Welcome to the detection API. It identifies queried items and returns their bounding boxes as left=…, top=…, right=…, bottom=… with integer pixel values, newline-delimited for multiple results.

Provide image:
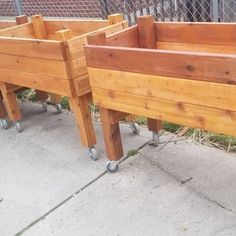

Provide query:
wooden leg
left=69, top=94, right=96, bottom=148
left=148, top=118, right=162, bottom=146
left=1, top=90, right=21, bottom=122
left=0, top=93, right=6, bottom=119
left=147, top=118, right=162, bottom=132
left=49, top=94, right=62, bottom=104
left=36, top=90, right=48, bottom=102
left=100, top=108, right=124, bottom=161
left=126, top=114, right=138, bottom=122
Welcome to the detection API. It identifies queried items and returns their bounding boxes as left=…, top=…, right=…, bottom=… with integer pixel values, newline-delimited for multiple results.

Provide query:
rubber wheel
left=56, top=104, right=63, bottom=113
left=106, top=162, right=119, bottom=173
left=130, top=123, right=140, bottom=135
left=14, top=121, right=23, bottom=133
left=0, top=119, right=9, bottom=129
left=89, top=147, right=98, bottom=161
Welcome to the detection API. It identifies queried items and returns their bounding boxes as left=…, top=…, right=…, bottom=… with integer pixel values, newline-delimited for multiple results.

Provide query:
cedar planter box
left=85, top=15, right=236, bottom=172
left=0, top=14, right=127, bottom=158
left=0, top=16, right=24, bottom=129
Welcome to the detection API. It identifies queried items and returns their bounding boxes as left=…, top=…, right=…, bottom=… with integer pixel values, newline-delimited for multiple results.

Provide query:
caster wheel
left=89, top=147, right=97, bottom=161
left=0, top=119, right=9, bottom=129
left=106, top=162, right=119, bottom=173
left=42, top=102, right=47, bottom=112
left=14, top=121, right=23, bottom=133
left=153, top=132, right=159, bottom=146
left=56, top=103, right=63, bottom=113
left=130, top=122, right=140, bottom=135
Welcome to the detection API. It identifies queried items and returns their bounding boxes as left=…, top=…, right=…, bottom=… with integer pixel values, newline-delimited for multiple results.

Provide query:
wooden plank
left=156, top=42, right=236, bottom=54
left=4, top=84, right=22, bottom=93
left=137, top=15, right=162, bottom=130
left=70, top=56, right=88, bottom=79
left=91, top=87, right=236, bottom=137
left=0, top=83, right=21, bottom=121
left=45, top=20, right=109, bottom=36
left=147, top=119, right=163, bottom=132
left=88, top=68, right=236, bottom=112
left=0, top=23, right=35, bottom=38
left=137, top=16, right=156, bottom=49
left=106, top=26, right=139, bottom=47
left=0, top=21, right=16, bottom=29
left=54, top=29, right=74, bottom=41
left=0, top=54, right=68, bottom=78
left=0, top=68, right=72, bottom=96
left=75, top=75, right=91, bottom=96
left=99, top=108, right=124, bottom=161
left=108, top=14, right=124, bottom=24
left=155, top=22, right=236, bottom=45
left=67, top=21, right=128, bottom=59
left=85, top=46, right=236, bottom=84
left=0, top=37, right=66, bottom=60
left=69, top=93, right=96, bottom=147
left=0, top=95, right=6, bottom=118
left=87, top=32, right=106, bottom=45
left=16, top=15, right=28, bottom=25
left=31, top=15, right=47, bottom=39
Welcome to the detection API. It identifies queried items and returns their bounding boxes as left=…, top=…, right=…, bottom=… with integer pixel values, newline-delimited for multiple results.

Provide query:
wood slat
left=70, top=56, right=87, bottom=79
left=0, top=37, right=66, bottom=60
left=67, top=21, right=128, bottom=59
left=0, top=23, right=35, bottom=38
left=0, top=68, right=72, bottom=96
left=156, top=42, right=236, bottom=54
left=0, top=21, right=16, bottom=29
left=31, top=15, right=47, bottom=39
left=88, top=67, right=236, bottom=112
left=106, top=26, right=139, bottom=47
left=0, top=54, right=68, bottom=79
left=85, top=46, right=236, bottom=84
left=75, top=75, right=91, bottom=96
left=92, top=87, right=236, bottom=137
left=45, top=20, right=109, bottom=36
left=155, top=22, right=236, bottom=45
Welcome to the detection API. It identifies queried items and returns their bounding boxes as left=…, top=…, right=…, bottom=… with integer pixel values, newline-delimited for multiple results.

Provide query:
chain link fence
left=1, top=0, right=236, bottom=23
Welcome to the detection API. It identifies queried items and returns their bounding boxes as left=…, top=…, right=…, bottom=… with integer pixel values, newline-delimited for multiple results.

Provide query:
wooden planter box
left=0, top=14, right=127, bottom=155
left=85, top=15, right=236, bottom=170
left=0, top=16, right=27, bottom=128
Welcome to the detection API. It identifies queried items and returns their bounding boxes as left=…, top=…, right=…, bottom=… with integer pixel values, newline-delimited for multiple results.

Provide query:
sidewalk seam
left=15, top=139, right=152, bottom=236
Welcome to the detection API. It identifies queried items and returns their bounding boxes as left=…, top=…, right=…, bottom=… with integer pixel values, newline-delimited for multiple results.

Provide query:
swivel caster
left=56, top=103, right=63, bottom=113
left=152, top=131, right=159, bottom=146
left=0, top=119, right=9, bottom=129
left=89, top=147, right=97, bottom=161
left=106, top=161, right=119, bottom=173
left=42, top=102, right=47, bottom=112
left=14, top=121, right=23, bottom=133
left=130, top=122, right=140, bottom=135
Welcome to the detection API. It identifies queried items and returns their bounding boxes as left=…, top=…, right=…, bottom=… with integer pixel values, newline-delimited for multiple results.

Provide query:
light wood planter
left=85, top=15, right=236, bottom=172
left=0, top=14, right=127, bottom=157
left=0, top=15, right=27, bottom=129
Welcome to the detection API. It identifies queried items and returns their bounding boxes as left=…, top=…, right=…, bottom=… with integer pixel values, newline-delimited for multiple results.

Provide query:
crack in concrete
left=140, top=153, right=236, bottom=215
left=15, top=140, right=152, bottom=236
left=14, top=136, right=207, bottom=236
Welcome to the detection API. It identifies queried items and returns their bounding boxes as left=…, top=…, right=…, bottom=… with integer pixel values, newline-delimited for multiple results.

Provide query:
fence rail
left=1, top=0, right=236, bottom=24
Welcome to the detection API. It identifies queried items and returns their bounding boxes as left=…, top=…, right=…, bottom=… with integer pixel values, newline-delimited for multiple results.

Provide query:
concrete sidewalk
left=1, top=102, right=236, bottom=236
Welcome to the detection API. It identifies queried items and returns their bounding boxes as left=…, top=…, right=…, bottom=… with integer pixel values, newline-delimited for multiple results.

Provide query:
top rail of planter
left=0, top=14, right=128, bottom=61
left=85, top=15, right=236, bottom=85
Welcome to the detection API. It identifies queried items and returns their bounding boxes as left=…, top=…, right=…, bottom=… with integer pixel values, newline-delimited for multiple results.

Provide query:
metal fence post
left=213, top=0, right=219, bottom=22
left=99, top=0, right=109, bottom=19
left=14, top=0, right=23, bottom=15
